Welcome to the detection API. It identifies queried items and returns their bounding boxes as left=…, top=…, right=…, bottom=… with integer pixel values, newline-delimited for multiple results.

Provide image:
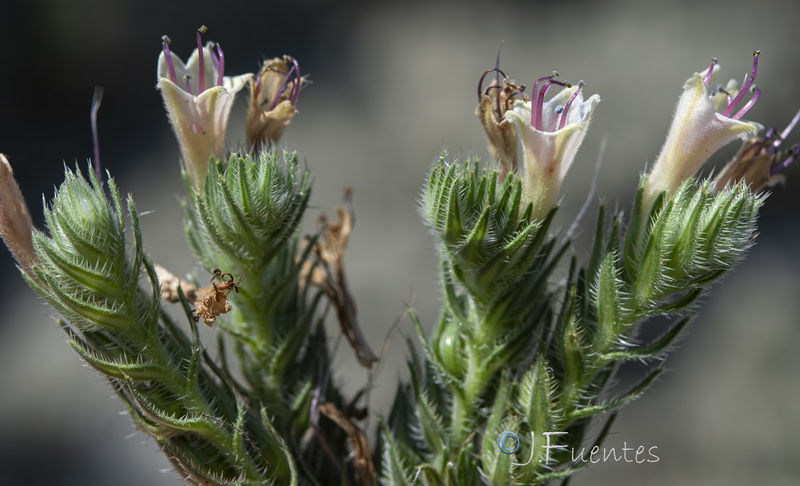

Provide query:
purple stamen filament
left=184, top=75, right=192, bottom=93
left=484, top=85, right=504, bottom=118
left=161, top=35, right=178, bottom=84
left=530, top=72, right=557, bottom=131
left=719, top=50, right=760, bottom=118
left=704, top=57, right=718, bottom=86
left=288, top=56, right=302, bottom=104
left=549, top=106, right=564, bottom=131
left=732, top=86, right=760, bottom=120
left=477, top=67, right=509, bottom=119
left=214, top=43, right=225, bottom=87
left=196, top=26, right=208, bottom=94
left=90, top=86, right=103, bottom=182
left=267, top=57, right=303, bottom=111
left=534, top=77, right=569, bottom=130
left=494, top=43, right=503, bottom=86
left=558, top=81, right=584, bottom=130
left=268, top=66, right=294, bottom=111
left=477, top=68, right=507, bottom=102
left=776, top=108, right=800, bottom=148
left=772, top=144, right=800, bottom=175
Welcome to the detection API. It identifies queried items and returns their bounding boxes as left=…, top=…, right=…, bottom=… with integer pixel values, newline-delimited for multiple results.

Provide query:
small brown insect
left=193, top=269, right=241, bottom=327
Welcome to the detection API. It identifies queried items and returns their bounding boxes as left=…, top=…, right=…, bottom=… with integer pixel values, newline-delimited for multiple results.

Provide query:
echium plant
left=0, top=24, right=797, bottom=486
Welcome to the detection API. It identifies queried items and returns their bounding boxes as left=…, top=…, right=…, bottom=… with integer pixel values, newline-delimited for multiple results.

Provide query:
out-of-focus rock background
left=1, top=0, right=799, bottom=484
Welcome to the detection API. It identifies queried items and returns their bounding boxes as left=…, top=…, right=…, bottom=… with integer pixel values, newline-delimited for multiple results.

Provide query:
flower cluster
left=0, top=36, right=797, bottom=486
left=481, top=51, right=795, bottom=224
left=157, top=27, right=303, bottom=190
left=476, top=67, right=601, bottom=220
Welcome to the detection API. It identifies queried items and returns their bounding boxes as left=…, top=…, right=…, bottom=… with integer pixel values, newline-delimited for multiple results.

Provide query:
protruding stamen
left=772, top=144, right=800, bottom=175
left=731, top=86, right=760, bottom=120
left=268, top=61, right=296, bottom=111
left=477, top=68, right=507, bottom=102
left=184, top=74, right=192, bottom=93
left=535, top=77, right=569, bottom=130
left=90, top=86, right=104, bottom=183
left=549, top=105, right=564, bottom=131
left=484, top=85, right=504, bottom=118
left=720, top=50, right=760, bottom=118
left=161, top=35, right=178, bottom=84
left=530, top=72, right=558, bottom=130
left=704, top=57, right=719, bottom=86
left=559, top=80, right=585, bottom=130
left=776, top=108, right=800, bottom=148
left=741, top=137, right=768, bottom=159
left=288, top=56, right=302, bottom=104
left=494, top=41, right=504, bottom=86
left=215, top=42, right=225, bottom=87
left=196, top=26, right=208, bottom=93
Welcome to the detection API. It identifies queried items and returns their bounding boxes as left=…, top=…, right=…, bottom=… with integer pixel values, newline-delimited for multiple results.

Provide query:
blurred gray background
left=1, top=0, right=799, bottom=484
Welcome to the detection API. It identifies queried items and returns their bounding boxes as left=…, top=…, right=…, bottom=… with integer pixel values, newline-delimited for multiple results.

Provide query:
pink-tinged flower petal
left=644, top=71, right=759, bottom=209
left=505, top=85, right=600, bottom=220
left=158, top=79, right=234, bottom=189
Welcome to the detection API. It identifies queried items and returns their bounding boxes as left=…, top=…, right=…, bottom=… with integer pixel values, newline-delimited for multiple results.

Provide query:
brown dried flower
left=475, top=68, right=523, bottom=177
left=193, top=268, right=240, bottom=327
left=0, top=154, right=37, bottom=273
left=246, top=56, right=305, bottom=148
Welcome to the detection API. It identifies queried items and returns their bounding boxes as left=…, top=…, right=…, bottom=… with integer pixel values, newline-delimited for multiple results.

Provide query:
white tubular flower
left=505, top=73, right=600, bottom=220
left=644, top=52, right=763, bottom=211
left=157, top=27, right=252, bottom=190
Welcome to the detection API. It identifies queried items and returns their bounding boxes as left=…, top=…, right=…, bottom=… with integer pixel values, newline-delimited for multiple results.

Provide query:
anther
left=549, top=105, right=565, bottom=131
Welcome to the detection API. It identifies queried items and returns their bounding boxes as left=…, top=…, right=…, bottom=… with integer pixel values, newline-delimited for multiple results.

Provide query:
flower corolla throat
left=504, top=72, right=601, bottom=220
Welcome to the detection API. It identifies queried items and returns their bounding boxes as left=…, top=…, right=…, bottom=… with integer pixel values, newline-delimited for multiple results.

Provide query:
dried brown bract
left=318, top=402, right=375, bottom=486
left=154, top=263, right=198, bottom=303
left=193, top=269, right=241, bottom=327
left=300, top=189, right=379, bottom=368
